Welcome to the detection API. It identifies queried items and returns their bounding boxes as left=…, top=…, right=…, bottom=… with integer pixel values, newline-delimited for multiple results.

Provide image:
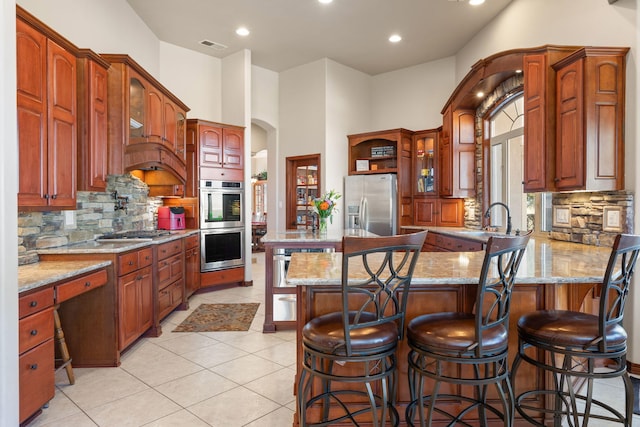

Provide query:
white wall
left=1, top=1, right=18, bottom=423
left=325, top=60, right=372, bottom=230
left=159, top=41, right=221, bottom=121
left=17, top=0, right=159, bottom=74
left=371, top=56, right=457, bottom=131
left=277, top=60, right=327, bottom=230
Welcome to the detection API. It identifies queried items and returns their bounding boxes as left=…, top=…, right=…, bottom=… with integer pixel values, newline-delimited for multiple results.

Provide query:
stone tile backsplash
left=18, top=174, right=162, bottom=265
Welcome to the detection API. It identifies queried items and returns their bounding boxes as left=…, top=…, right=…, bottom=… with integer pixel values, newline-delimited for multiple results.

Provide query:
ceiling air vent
left=199, top=40, right=228, bottom=50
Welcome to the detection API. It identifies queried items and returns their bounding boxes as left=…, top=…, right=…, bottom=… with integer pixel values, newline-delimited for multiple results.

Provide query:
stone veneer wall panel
left=18, top=174, right=162, bottom=265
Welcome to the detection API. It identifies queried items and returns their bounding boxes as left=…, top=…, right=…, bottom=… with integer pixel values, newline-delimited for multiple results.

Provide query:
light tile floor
left=25, top=252, right=640, bottom=426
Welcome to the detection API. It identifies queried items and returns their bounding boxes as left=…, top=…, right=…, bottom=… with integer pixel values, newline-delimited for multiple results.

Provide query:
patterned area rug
left=173, top=303, right=260, bottom=332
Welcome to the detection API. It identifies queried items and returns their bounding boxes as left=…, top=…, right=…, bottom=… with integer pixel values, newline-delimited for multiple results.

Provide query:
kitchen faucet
left=484, top=202, right=512, bottom=235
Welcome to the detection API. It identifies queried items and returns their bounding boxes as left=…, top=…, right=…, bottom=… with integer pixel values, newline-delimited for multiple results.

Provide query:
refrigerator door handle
left=359, top=197, right=368, bottom=232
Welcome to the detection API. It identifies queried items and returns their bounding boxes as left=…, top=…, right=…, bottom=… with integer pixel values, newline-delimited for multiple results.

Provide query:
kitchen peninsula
left=261, top=228, right=377, bottom=332
left=286, top=235, right=614, bottom=426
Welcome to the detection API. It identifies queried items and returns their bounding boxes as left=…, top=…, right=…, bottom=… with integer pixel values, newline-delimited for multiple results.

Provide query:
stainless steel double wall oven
left=199, top=180, right=244, bottom=272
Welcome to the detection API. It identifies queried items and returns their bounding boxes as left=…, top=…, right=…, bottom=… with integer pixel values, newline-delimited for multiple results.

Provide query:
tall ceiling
left=126, top=0, right=513, bottom=76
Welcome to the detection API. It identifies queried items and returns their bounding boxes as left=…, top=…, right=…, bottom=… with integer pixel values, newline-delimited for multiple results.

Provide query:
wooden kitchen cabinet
left=155, top=239, right=185, bottom=323
left=413, top=198, right=465, bottom=227
left=16, top=13, right=77, bottom=209
left=348, top=129, right=413, bottom=226
left=76, top=50, right=110, bottom=192
left=522, top=47, right=581, bottom=192
left=18, top=287, right=54, bottom=424
left=101, top=54, right=189, bottom=185
left=552, top=47, right=628, bottom=192
left=185, top=234, right=200, bottom=299
left=439, top=106, right=475, bottom=198
left=118, top=247, right=154, bottom=350
left=185, top=119, right=246, bottom=196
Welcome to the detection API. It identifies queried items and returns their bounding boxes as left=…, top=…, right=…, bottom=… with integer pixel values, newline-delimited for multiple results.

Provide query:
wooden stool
left=53, top=305, right=74, bottom=385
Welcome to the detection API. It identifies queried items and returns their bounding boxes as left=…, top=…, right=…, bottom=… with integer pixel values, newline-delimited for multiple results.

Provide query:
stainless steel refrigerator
left=344, top=174, right=397, bottom=236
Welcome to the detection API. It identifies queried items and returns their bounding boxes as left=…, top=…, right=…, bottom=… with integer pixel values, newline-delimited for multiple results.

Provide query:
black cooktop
left=98, top=230, right=171, bottom=240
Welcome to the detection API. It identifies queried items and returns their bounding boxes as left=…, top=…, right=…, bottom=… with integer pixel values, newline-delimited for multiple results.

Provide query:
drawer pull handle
left=129, top=261, right=134, bottom=266
left=85, top=281, right=91, bottom=287
left=30, top=329, right=38, bottom=336
left=137, top=275, right=143, bottom=281
left=29, top=301, right=38, bottom=308
left=30, top=364, right=38, bottom=370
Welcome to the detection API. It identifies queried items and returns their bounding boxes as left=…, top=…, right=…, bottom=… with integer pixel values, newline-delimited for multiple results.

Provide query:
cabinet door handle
left=51, top=194, right=57, bottom=199
left=29, top=301, right=38, bottom=308
left=30, top=364, right=38, bottom=370
left=137, top=275, right=143, bottom=281
left=554, top=178, right=560, bottom=182
left=43, top=194, right=49, bottom=199
left=30, top=329, right=38, bottom=336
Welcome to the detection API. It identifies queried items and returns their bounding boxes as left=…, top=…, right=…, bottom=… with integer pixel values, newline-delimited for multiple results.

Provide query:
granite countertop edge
left=36, top=229, right=200, bottom=255
left=19, top=260, right=112, bottom=294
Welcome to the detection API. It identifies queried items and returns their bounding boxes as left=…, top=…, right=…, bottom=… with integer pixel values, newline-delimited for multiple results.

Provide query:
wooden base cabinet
left=413, top=198, right=464, bottom=227
left=185, top=234, right=200, bottom=298
left=155, top=239, right=185, bottom=324
left=117, top=248, right=154, bottom=350
left=19, top=288, right=55, bottom=424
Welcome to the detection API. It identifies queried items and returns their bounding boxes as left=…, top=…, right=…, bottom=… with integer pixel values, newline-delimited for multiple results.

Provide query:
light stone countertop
left=286, top=235, right=613, bottom=286
left=22, top=230, right=200, bottom=293
left=36, top=229, right=200, bottom=255
left=19, top=260, right=112, bottom=294
left=262, top=228, right=379, bottom=244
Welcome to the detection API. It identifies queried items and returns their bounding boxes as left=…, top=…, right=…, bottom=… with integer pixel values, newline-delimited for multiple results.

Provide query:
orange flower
left=318, top=201, right=330, bottom=211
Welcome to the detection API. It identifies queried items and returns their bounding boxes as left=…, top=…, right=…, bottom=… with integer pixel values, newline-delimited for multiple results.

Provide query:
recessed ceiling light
left=469, top=0, right=485, bottom=5
left=389, top=34, right=402, bottom=43
left=318, top=0, right=333, bottom=4
left=476, top=91, right=485, bottom=98
left=515, top=69, right=523, bottom=74
left=236, top=27, right=250, bottom=36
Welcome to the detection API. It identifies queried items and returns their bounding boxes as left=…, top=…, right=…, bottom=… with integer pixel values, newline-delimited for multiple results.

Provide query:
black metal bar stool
left=405, top=233, right=531, bottom=427
left=297, top=231, right=426, bottom=426
left=511, top=233, right=640, bottom=426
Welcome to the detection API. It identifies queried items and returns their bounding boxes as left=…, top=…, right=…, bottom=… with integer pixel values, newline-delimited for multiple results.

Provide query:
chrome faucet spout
left=484, top=202, right=512, bottom=235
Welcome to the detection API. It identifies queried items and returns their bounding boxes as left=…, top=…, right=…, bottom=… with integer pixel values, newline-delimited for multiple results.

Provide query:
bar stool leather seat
left=297, top=231, right=426, bottom=427
left=511, top=233, right=640, bottom=427
left=405, top=233, right=531, bottom=427
left=303, top=312, right=398, bottom=355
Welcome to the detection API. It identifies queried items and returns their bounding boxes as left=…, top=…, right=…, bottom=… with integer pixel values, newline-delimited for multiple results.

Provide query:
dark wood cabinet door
left=200, top=124, right=223, bottom=167
left=16, top=19, right=48, bottom=207
left=439, top=107, right=453, bottom=196
left=555, top=58, right=584, bottom=190
left=78, top=58, right=108, bottom=191
left=146, top=86, right=164, bottom=142
left=452, top=109, right=476, bottom=197
left=118, top=271, right=140, bottom=350
left=523, top=53, right=549, bottom=192
left=223, top=127, right=244, bottom=170
left=438, top=198, right=465, bottom=227
left=163, top=98, right=177, bottom=152
left=47, top=39, right=77, bottom=208
left=413, top=199, right=437, bottom=226
left=139, top=267, right=154, bottom=333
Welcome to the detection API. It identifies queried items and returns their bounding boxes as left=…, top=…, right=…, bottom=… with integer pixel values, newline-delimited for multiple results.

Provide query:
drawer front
left=185, top=234, right=199, bottom=250
left=138, top=247, right=154, bottom=268
left=19, top=339, right=55, bottom=423
left=159, top=253, right=184, bottom=289
left=118, top=251, right=140, bottom=275
left=55, top=269, right=108, bottom=303
left=19, top=287, right=54, bottom=319
left=19, top=307, right=54, bottom=354
left=157, top=240, right=182, bottom=260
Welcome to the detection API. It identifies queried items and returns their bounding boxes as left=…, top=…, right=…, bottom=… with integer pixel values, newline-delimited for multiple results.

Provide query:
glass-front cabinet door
left=129, top=75, right=146, bottom=144
left=286, top=154, right=321, bottom=230
left=413, top=130, right=438, bottom=196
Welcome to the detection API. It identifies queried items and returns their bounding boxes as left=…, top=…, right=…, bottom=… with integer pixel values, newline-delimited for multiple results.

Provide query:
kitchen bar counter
left=261, top=228, right=377, bottom=332
left=287, top=235, right=612, bottom=426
